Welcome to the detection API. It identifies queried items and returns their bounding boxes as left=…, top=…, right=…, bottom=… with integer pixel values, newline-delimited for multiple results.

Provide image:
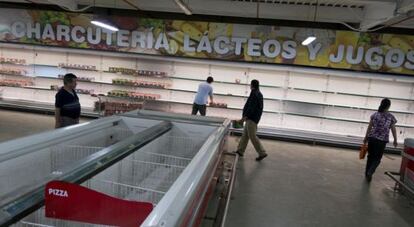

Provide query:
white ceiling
left=1, top=0, right=414, bottom=31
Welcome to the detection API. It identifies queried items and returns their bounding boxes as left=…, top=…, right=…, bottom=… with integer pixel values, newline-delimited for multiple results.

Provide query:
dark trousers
left=59, top=116, right=79, bottom=128
left=192, top=103, right=206, bottom=116
left=365, top=138, right=387, bottom=176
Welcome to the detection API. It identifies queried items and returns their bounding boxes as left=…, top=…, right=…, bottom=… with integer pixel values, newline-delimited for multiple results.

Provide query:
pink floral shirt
left=368, top=112, right=397, bottom=142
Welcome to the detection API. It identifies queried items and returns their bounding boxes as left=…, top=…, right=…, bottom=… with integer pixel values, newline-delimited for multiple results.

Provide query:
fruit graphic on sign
left=181, top=23, right=203, bottom=41
left=70, top=15, right=93, bottom=28
left=167, top=40, right=179, bottom=55
left=389, top=37, right=412, bottom=52
left=168, top=31, right=186, bottom=44
left=381, top=34, right=393, bottom=44
left=295, top=43, right=329, bottom=67
left=312, top=47, right=330, bottom=67
left=294, top=46, right=310, bottom=66
left=208, top=23, right=233, bottom=40
left=329, top=31, right=359, bottom=69
left=403, top=36, right=414, bottom=48
left=243, top=43, right=252, bottom=61
left=180, top=46, right=196, bottom=57
left=191, top=22, right=209, bottom=33
left=171, top=20, right=185, bottom=31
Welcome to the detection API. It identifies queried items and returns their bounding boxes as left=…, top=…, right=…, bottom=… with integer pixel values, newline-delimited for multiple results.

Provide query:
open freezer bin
left=0, top=110, right=233, bottom=227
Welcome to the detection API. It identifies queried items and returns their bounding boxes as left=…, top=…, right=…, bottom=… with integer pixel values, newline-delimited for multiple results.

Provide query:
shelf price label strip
left=45, top=181, right=153, bottom=227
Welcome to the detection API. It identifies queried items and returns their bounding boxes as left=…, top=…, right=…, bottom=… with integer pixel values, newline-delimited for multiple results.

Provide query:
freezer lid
left=141, top=119, right=231, bottom=227
left=123, top=109, right=228, bottom=126
left=0, top=121, right=172, bottom=226
left=1, top=109, right=231, bottom=226
left=0, top=115, right=120, bottom=160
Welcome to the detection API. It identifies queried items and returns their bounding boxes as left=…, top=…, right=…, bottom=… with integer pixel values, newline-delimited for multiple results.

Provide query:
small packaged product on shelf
left=108, top=90, right=129, bottom=97
left=75, top=88, right=94, bottom=95
left=210, top=102, right=228, bottom=108
left=0, top=57, right=26, bottom=65
left=78, top=77, right=94, bottom=82
left=108, top=67, right=167, bottom=78
left=58, top=63, right=97, bottom=71
left=58, top=75, right=94, bottom=82
left=94, top=100, right=144, bottom=116
left=0, top=79, right=33, bottom=87
left=0, top=68, right=27, bottom=76
left=112, top=78, right=169, bottom=89
left=137, top=70, right=167, bottom=78
left=50, top=85, right=60, bottom=90
left=107, top=90, right=160, bottom=100
left=108, top=67, right=137, bottom=75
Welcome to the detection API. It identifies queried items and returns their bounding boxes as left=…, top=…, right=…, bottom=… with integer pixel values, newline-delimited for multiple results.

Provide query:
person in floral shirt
left=363, top=98, right=398, bottom=182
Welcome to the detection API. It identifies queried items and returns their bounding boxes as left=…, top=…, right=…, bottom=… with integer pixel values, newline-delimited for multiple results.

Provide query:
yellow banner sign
left=0, top=9, right=413, bottom=75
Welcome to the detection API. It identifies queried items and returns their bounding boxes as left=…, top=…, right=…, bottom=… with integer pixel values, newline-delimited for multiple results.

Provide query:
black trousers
left=366, top=138, right=387, bottom=176
left=192, top=103, right=206, bottom=116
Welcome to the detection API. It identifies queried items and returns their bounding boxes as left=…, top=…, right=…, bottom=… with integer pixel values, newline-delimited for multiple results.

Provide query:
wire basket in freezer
left=92, top=135, right=203, bottom=203
left=133, top=135, right=206, bottom=160
left=17, top=207, right=112, bottom=227
left=0, top=125, right=134, bottom=207
left=16, top=135, right=206, bottom=227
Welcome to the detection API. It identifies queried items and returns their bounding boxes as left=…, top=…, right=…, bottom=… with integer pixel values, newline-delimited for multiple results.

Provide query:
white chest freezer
left=0, top=110, right=232, bottom=227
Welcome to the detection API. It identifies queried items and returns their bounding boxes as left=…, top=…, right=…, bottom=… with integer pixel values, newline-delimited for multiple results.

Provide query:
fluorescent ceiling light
left=91, top=20, right=119, bottom=32
left=302, top=36, right=316, bottom=46
left=174, top=0, right=192, bottom=15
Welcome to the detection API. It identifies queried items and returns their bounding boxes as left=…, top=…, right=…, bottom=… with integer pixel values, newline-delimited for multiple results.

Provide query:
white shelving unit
left=1, top=43, right=413, bottom=141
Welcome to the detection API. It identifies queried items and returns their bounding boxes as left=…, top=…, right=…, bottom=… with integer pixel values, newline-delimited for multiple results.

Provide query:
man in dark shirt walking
left=235, top=79, right=267, bottom=161
left=55, top=73, right=81, bottom=128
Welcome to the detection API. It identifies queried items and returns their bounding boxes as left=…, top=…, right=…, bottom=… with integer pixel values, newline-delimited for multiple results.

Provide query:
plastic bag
left=232, top=120, right=244, bottom=129
left=359, top=144, right=368, bottom=159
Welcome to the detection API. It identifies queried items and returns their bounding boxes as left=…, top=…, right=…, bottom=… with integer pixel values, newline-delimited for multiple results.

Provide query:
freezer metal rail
left=0, top=110, right=231, bottom=227
left=0, top=99, right=98, bottom=118
left=385, top=172, right=414, bottom=198
left=231, top=126, right=403, bottom=154
left=124, top=109, right=230, bottom=126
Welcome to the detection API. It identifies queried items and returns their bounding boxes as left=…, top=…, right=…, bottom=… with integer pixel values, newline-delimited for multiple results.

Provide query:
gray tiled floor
left=0, top=110, right=413, bottom=227
left=0, top=110, right=55, bottom=142
left=0, top=109, right=88, bottom=143
left=226, top=137, right=414, bottom=227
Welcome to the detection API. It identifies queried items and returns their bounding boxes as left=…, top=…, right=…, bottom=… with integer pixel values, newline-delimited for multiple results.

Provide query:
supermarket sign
left=0, top=9, right=413, bottom=75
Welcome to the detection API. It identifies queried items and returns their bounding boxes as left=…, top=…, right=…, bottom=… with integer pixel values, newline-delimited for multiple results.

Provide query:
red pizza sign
left=45, top=181, right=153, bottom=227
